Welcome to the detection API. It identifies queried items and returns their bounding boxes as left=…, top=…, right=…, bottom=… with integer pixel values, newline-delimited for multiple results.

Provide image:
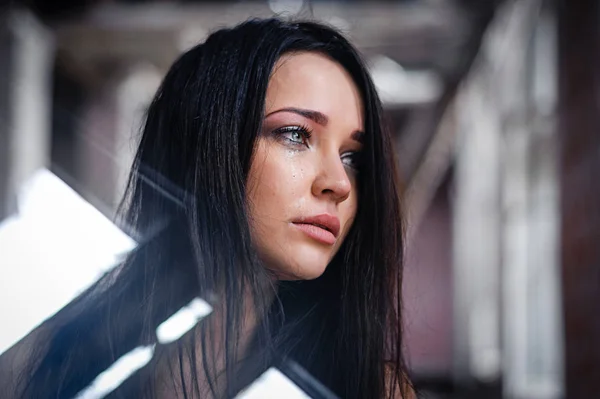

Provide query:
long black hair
left=18, top=18, right=407, bottom=398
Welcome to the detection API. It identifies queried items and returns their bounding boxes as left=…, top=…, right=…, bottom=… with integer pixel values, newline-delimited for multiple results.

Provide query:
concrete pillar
left=113, top=64, right=162, bottom=207
left=72, top=63, right=161, bottom=215
left=501, top=5, right=563, bottom=398
left=0, top=10, right=53, bottom=219
left=452, top=4, right=564, bottom=399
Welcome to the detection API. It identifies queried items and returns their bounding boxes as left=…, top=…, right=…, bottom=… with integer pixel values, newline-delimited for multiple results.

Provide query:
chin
left=292, top=264, right=328, bottom=281
left=261, top=241, right=334, bottom=281
left=277, top=256, right=330, bottom=281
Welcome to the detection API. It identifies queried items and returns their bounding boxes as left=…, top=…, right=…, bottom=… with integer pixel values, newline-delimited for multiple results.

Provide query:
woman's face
left=247, top=51, right=364, bottom=280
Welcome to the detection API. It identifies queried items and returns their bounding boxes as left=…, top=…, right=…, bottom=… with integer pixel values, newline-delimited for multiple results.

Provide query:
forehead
left=265, top=52, right=364, bottom=128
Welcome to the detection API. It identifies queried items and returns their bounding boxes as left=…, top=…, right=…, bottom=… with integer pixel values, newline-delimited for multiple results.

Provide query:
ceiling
left=33, top=0, right=498, bottom=203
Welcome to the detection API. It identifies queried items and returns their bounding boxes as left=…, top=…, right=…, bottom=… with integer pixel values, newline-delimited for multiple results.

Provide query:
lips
left=291, top=214, right=340, bottom=245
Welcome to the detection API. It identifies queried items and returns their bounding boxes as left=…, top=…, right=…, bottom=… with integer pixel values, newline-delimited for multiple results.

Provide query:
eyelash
left=341, top=152, right=362, bottom=172
left=273, top=124, right=313, bottom=146
left=273, top=124, right=362, bottom=171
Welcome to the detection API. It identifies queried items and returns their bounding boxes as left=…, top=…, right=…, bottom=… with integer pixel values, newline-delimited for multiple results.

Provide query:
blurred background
left=0, top=0, right=598, bottom=398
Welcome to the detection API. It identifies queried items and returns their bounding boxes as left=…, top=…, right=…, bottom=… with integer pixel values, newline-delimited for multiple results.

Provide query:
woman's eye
left=274, top=126, right=312, bottom=146
left=341, top=152, right=361, bottom=171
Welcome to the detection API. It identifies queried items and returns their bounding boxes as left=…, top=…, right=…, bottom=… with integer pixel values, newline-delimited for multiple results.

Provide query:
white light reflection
left=369, top=55, right=443, bottom=106
left=156, top=297, right=213, bottom=344
left=74, top=297, right=212, bottom=398
left=268, top=0, right=304, bottom=15
left=236, top=368, right=310, bottom=399
left=74, top=345, right=156, bottom=399
left=0, top=169, right=137, bottom=355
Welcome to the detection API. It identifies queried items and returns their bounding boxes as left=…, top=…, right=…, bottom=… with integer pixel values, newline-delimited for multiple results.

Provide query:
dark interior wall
left=403, top=180, right=453, bottom=377
left=558, top=0, right=600, bottom=397
left=50, top=62, right=86, bottom=187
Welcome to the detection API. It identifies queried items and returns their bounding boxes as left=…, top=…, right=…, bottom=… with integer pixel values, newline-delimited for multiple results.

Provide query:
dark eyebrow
left=265, top=107, right=329, bottom=126
left=265, top=107, right=365, bottom=143
left=351, top=130, right=365, bottom=144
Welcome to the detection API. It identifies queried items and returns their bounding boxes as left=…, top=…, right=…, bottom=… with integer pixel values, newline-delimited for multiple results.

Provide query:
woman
left=14, top=18, right=409, bottom=398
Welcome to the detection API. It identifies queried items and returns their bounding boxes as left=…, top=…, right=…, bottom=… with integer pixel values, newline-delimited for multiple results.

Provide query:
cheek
left=246, top=145, right=310, bottom=227
left=339, top=191, right=358, bottom=238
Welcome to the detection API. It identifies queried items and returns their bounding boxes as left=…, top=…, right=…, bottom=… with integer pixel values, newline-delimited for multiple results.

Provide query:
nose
left=311, top=150, right=352, bottom=203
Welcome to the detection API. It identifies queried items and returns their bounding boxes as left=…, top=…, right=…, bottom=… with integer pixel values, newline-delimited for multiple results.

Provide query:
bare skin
left=247, top=51, right=364, bottom=280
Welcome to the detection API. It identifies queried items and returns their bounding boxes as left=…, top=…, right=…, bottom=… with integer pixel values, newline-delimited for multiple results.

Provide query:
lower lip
left=292, top=223, right=337, bottom=245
